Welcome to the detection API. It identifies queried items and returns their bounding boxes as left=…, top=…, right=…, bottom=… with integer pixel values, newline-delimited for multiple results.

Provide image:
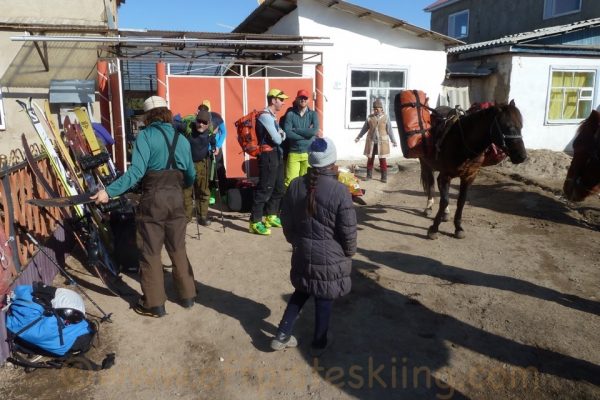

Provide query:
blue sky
left=119, top=0, right=434, bottom=32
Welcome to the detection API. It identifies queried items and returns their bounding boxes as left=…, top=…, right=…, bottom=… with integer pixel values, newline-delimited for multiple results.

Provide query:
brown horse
left=563, top=109, right=600, bottom=202
left=419, top=101, right=527, bottom=239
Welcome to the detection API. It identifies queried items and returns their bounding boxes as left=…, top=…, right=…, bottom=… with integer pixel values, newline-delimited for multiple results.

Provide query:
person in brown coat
left=354, top=99, right=397, bottom=182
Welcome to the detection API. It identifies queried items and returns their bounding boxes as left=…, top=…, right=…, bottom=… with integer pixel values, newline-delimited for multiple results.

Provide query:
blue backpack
left=6, top=283, right=114, bottom=371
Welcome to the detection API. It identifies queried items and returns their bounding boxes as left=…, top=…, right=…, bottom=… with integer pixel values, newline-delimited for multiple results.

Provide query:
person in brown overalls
left=92, top=96, right=197, bottom=317
left=354, top=99, right=398, bottom=183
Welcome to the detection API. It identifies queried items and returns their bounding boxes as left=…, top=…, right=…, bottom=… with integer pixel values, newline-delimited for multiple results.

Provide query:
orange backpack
left=234, top=110, right=272, bottom=156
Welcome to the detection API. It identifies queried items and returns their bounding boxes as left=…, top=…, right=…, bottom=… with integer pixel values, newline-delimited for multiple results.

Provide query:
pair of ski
left=18, top=99, right=122, bottom=296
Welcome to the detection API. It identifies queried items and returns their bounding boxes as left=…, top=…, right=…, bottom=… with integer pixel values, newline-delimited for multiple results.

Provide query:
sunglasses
left=298, top=96, right=309, bottom=101
left=196, top=120, right=209, bottom=125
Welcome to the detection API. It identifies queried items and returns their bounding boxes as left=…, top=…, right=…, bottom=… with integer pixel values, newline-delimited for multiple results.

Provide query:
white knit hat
left=308, top=137, right=337, bottom=168
left=143, top=96, right=168, bottom=112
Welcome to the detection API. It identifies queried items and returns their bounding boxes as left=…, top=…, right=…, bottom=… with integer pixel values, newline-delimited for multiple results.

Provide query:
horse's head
left=490, top=100, right=527, bottom=164
left=563, top=110, right=600, bottom=202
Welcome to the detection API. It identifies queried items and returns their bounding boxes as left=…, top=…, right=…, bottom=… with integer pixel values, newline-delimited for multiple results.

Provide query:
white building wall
left=509, top=54, right=600, bottom=152
left=266, top=0, right=449, bottom=160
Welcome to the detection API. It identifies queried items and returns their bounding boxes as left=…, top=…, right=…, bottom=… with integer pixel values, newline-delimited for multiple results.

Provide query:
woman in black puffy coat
left=270, top=137, right=357, bottom=356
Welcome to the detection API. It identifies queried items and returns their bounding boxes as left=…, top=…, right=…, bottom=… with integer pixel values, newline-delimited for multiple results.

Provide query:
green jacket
left=283, top=107, right=319, bottom=153
left=106, top=121, right=195, bottom=197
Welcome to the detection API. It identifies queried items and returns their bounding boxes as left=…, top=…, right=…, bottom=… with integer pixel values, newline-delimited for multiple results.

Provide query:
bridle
left=456, top=108, right=522, bottom=156
left=490, top=114, right=523, bottom=151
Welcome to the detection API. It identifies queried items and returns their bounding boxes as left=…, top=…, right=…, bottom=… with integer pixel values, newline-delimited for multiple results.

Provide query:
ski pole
left=210, top=152, right=226, bottom=233
left=16, top=225, right=113, bottom=323
left=191, top=178, right=200, bottom=240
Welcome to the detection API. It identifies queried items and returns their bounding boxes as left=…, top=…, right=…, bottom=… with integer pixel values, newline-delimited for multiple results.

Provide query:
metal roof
left=234, top=0, right=462, bottom=46
left=424, top=0, right=460, bottom=12
left=448, top=18, right=600, bottom=54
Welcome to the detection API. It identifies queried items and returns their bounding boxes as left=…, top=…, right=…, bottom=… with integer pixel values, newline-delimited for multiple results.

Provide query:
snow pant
left=276, top=290, right=333, bottom=348
left=284, top=152, right=309, bottom=187
left=183, top=158, right=210, bottom=221
left=137, top=169, right=196, bottom=308
left=251, top=150, right=285, bottom=223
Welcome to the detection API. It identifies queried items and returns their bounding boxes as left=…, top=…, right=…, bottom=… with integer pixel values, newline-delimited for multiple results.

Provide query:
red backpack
left=234, top=110, right=272, bottom=156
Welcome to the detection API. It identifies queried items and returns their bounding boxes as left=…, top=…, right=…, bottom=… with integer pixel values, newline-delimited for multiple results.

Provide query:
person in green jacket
left=92, top=96, right=196, bottom=318
left=283, top=89, right=320, bottom=187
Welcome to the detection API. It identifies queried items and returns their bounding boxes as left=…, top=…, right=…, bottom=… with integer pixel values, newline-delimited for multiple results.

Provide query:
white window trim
left=543, top=0, right=582, bottom=20
left=448, top=9, right=469, bottom=39
left=0, top=89, right=5, bottom=130
left=345, top=66, right=408, bottom=129
left=545, top=67, right=597, bottom=125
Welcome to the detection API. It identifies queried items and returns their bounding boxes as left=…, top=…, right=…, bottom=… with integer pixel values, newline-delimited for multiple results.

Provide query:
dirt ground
left=1, top=149, right=599, bottom=400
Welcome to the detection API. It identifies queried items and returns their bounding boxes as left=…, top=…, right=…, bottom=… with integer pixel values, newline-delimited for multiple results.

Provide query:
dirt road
left=1, top=151, right=599, bottom=400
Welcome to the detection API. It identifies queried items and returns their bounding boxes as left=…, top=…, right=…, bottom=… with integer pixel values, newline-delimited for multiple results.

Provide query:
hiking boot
left=179, top=298, right=195, bottom=309
left=264, top=215, right=282, bottom=228
left=133, top=300, right=166, bottom=318
left=199, top=217, right=212, bottom=227
left=381, top=170, right=388, bottom=183
left=249, top=221, right=271, bottom=235
left=310, top=332, right=333, bottom=357
left=365, top=169, right=372, bottom=181
left=270, top=332, right=298, bottom=351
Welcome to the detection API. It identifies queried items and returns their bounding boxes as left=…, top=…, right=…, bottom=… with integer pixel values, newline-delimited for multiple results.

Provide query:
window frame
left=545, top=67, right=596, bottom=125
left=345, top=66, right=408, bottom=129
left=543, top=0, right=582, bottom=19
left=0, top=89, right=5, bottom=131
left=447, top=9, right=469, bottom=39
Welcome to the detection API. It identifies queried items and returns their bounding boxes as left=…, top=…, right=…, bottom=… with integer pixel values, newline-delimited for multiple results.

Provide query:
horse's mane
left=460, top=101, right=523, bottom=129
left=574, top=110, right=600, bottom=147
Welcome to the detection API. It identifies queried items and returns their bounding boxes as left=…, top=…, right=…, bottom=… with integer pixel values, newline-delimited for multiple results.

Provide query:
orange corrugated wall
left=168, top=75, right=313, bottom=179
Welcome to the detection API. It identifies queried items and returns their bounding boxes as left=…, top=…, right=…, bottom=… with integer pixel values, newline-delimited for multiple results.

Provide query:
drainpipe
left=156, top=61, right=167, bottom=99
left=315, top=63, right=324, bottom=138
left=96, top=60, right=112, bottom=138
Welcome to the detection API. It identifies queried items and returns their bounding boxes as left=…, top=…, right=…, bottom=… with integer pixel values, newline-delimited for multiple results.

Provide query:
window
left=0, top=89, right=5, bottom=130
left=543, top=0, right=581, bottom=19
left=547, top=70, right=595, bottom=123
left=448, top=10, right=469, bottom=39
left=348, top=69, right=406, bottom=127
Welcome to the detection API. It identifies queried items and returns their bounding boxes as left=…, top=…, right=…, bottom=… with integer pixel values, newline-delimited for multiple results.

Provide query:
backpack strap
left=155, top=124, right=180, bottom=170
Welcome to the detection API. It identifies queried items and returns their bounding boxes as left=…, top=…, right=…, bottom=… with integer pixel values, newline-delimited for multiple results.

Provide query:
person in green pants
left=283, top=89, right=320, bottom=187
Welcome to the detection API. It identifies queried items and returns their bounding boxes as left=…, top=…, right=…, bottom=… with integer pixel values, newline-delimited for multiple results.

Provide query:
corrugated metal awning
left=49, top=80, right=95, bottom=104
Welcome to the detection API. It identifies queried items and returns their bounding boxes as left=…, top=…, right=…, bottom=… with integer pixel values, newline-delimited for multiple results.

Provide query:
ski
left=73, top=107, right=114, bottom=181
left=26, top=192, right=132, bottom=211
left=1, top=173, right=21, bottom=274
left=16, top=99, right=84, bottom=217
left=34, top=100, right=84, bottom=189
left=22, top=134, right=60, bottom=198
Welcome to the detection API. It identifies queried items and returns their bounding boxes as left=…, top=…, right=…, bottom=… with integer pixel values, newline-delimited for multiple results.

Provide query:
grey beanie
left=308, top=137, right=337, bottom=168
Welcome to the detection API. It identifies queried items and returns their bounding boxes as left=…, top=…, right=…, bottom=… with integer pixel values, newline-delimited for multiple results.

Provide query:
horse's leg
left=419, top=158, right=435, bottom=217
left=454, top=177, right=473, bottom=239
left=428, top=173, right=451, bottom=240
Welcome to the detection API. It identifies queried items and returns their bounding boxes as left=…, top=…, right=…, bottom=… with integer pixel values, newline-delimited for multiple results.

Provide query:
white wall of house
left=264, top=0, right=449, bottom=160
left=509, top=54, right=600, bottom=151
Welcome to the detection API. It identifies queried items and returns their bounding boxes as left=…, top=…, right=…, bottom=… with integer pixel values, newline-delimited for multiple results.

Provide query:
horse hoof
left=424, top=208, right=433, bottom=217
left=442, top=212, right=450, bottom=222
left=427, top=229, right=439, bottom=240
left=455, top=229, right=465, bottom=239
